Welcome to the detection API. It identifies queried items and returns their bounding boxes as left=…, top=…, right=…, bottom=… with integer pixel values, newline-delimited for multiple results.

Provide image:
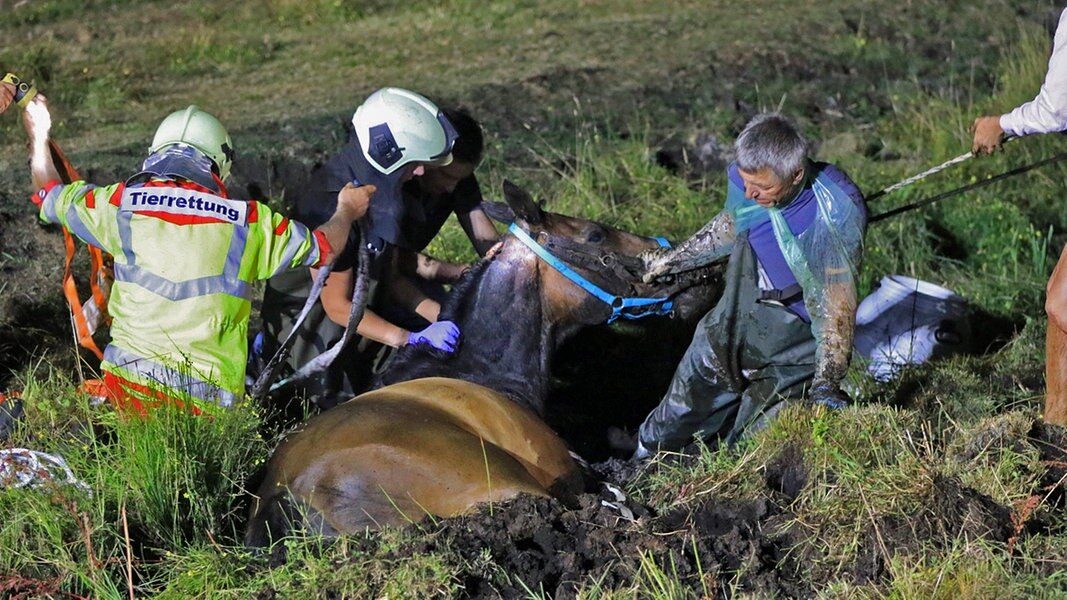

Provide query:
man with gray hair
left=635, top=113, right=867, bottom=458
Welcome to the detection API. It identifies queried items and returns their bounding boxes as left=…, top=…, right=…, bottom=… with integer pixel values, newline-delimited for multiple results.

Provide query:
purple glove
left=407, top=321, right=461, bottom=353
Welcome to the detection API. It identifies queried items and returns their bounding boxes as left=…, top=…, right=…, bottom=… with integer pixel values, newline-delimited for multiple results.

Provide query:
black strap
left=250, top=219, right=372, bottom=401
left=759, top=283, right=803, bottom=303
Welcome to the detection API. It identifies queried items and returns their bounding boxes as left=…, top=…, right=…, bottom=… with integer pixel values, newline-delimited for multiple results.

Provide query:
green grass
left=2, top=0, right=1067, bottom=596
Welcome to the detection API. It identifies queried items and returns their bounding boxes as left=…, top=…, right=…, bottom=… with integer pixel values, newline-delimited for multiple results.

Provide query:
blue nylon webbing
left=507, top=223, right=673, bottom=324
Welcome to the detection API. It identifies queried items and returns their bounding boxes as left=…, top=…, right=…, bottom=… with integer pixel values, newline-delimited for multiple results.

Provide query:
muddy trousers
left=638, top=240, right=818, bottom=451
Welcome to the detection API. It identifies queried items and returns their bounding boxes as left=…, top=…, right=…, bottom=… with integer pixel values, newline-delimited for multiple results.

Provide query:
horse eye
left=586, top=229, right=605, bottom=243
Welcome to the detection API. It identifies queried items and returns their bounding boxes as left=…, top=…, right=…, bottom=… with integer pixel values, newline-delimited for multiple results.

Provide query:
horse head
left=492, top=179, right=720, bottom=333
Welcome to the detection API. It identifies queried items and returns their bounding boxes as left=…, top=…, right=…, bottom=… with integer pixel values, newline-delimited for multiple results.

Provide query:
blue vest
left=727, top=163, right=863, bottom=321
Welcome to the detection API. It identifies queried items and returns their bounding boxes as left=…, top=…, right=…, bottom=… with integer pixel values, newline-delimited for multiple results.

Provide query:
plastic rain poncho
left=736, top=165, right=867, bottom=384
left=647, top=162, right=867, bottom=386
left=637, top=162, right=866, bottom=451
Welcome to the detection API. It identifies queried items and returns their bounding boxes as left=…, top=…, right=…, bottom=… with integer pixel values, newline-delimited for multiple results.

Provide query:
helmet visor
left=425, top=110, right=459, bottom=167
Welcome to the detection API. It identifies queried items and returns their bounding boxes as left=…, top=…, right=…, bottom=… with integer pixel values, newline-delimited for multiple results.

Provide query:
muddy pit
left=252, top=429, right=1035, bottom=600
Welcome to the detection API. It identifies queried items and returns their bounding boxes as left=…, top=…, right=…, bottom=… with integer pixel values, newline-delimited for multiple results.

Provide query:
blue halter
left=507, top=222, right=674, bottom=324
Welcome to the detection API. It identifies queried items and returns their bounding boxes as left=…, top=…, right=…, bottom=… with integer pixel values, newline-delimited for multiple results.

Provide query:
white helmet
left=149, top=105, right=235, bottom=180
left=351, top=87, right=457, bottom=175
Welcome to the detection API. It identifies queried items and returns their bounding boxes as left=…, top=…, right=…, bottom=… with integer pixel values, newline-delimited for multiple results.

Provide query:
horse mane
left=438, top=254, right=494, bottom=321
left=372, top=248, right=552, bottom=413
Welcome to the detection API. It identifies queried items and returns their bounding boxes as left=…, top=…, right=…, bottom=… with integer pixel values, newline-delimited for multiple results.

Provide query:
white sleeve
left=1001, top=8, right=1067, bottom=136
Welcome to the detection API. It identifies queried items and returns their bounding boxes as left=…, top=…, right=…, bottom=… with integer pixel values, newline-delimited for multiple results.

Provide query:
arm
left=387, top=271, right=442, bottom=322
left=0, top=79, right=14, bottom=115
left=811, top=280, right=858, bottom=386
left=313, top=183, right=375, bottom=266
left=384, top=248, right=442, bottom=320
left=456, top=206, right=500, bottom=257
left=807, top=280, right=858, bottom=410
left=973, top=9, right=1067, bottom=153
left=402, top=199, right=500, bottom=284
left=396, top=246, right=468, bottom=283
left=642, top=210, right=736, bottom=281
left=805, top=172, right=866, bottom=408
left=22, top=95, right=62, bottom=190
left=315, top=266, right=412, bottom=348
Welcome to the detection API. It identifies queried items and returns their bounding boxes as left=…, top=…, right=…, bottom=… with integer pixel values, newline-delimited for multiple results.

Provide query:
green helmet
left=351, top=87, right=457, bottom=175
left=149, top=105, right=235, bottom=180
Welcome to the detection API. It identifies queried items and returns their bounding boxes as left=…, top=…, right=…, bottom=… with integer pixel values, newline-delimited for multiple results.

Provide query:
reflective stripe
left=225, top=218, right=248, bottom=280
left=116, top=206, right=137, bottom=265
left=272, top=220, right=316, bottom=277
left=310, top=230, right=329, bottom=267
left=113, top=263, right=250, bottom=301
left=273, top=216, right=290, bottom=236
left=41, top=185, right=64, bottom=224
left=112, top=183, right=252, bottom=301
left=63, top=204, right=105, bottom=250
left=104, top=345, right=237, bottom=407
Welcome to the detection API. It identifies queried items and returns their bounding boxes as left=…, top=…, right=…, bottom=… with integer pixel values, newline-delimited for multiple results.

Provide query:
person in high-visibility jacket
left=21, top=95, right=375, bottom=412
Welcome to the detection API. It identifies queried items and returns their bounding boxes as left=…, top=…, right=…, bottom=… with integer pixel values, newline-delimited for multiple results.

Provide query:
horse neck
left=378, top=258, right=560, bottom=415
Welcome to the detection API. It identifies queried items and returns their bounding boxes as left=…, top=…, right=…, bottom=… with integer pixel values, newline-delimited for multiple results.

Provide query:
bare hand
left=484, top=241, right=504, bottom=260
left=21, top=93, right=51, bottom=142
left=0, top=81, right=14, bottom=115
left=337, top=182, right=375, bottom=220
left=970, top=115, right=1005, bottom=155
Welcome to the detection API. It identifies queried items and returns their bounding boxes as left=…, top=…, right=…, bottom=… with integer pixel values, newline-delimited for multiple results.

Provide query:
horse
left=245, top=181, right=719, bottom=543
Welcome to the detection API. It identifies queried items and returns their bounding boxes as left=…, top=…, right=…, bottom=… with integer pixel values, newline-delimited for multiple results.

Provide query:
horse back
left=247, top=377, right=582, bottom=541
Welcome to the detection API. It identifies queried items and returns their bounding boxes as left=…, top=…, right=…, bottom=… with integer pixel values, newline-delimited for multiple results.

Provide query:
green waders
left=638, top=233, right=817, bottom=451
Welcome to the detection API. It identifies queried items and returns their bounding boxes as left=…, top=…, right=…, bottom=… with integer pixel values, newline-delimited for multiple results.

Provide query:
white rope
left=0, top=448, right=92, bottom=496
left=869, top=151, right=975, bottom=200
left=869, top=137, right=1017, bottom=202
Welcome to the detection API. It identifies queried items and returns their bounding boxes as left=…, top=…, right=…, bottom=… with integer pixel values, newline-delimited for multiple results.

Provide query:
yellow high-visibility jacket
left=35, top=178, right=328, bottom=408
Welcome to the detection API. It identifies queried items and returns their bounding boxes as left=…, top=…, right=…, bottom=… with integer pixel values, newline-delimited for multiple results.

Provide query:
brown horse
left=245, top=181, right=717, bottom=543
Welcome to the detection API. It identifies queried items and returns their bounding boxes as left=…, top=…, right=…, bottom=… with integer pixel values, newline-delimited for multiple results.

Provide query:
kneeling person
left=22, top=97, right=373, bottom=412
left=636, top=113, right=867, bottom=457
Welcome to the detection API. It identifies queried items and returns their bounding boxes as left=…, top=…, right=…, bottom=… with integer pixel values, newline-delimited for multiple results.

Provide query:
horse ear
left=503, top=180, right=544, bottom=225
left=478, top=200, right=515, bottom=224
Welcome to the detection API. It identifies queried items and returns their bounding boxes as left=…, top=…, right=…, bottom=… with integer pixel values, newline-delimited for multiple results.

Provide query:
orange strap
left=49, top=140, right=113, bottom=360
left=62, top=229, right=107, bottom=359
left=101, top=372, right=203, bottom=417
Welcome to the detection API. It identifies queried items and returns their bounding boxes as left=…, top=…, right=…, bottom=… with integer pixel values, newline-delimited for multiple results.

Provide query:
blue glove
left=809, top=381, right=851, bottom=410
left=407, top=321, right=461, bottom=353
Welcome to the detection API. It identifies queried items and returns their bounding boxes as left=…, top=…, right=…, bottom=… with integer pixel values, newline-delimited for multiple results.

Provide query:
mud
left=381, top=435, right=1030, bottom=598
left=849, top=475, right=1014, bottom=585
left=403, top=490, right=809, bottom=600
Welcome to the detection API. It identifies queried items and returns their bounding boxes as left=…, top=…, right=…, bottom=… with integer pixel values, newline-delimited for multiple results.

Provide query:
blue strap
left=507, top=223, right=673, bottom=324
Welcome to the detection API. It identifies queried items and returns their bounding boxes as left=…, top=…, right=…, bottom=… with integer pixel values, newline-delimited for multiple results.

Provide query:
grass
left=2, top=0, right=1067, bottom=597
